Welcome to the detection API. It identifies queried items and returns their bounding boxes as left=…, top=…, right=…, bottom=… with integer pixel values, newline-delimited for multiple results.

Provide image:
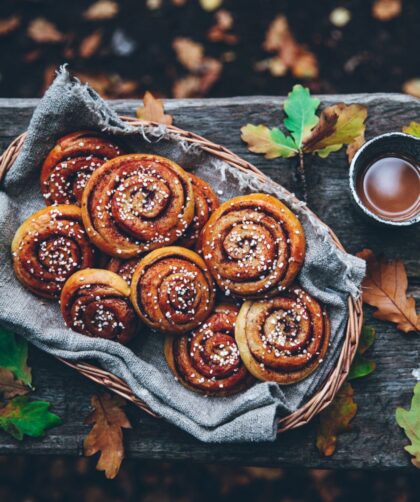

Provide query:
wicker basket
left=0, top=116, right=363, bottom=433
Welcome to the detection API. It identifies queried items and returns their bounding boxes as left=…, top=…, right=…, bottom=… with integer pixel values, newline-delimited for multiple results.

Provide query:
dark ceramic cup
left=349, top=132, right=420, bottom=227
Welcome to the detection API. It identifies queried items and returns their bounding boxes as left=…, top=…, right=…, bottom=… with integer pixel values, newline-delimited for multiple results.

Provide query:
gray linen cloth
left=0, top=69, right=366, bottom=442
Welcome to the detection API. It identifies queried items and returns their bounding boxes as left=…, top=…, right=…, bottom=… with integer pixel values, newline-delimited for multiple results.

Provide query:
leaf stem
left=297, top=149, right=308, bottom=202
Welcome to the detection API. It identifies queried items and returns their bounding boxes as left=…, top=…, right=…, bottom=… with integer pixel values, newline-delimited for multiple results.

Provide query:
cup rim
left=349, top=132, right=420, bottom=227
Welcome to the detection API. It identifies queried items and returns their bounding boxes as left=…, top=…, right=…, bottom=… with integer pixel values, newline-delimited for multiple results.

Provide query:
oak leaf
left=403, top=79, right=420, bottom=99
left=0, top=369, right=29, bottom=399
left=27, top=18, right=66, bottom=44
left=396, top=382, right=420, bottom=468
left=372, top=0, right=402, bottom=21
left=84, top=393, right=131, bottom=479
left=347, top=325, right=376, bottom=380
left=0, top=328, right=32, bottom=385
left=0, top=396, right=60, bottom=440
left=0, top=16, right=20, bottom=36
left=402, top=121, right=420, bottom=138
left=83, top=1, right=119, bottom=21
left=303, top=103, right=368, bottom=157
left=136, top=91, right=173, bottom=125
left=259, top=16, right=318, bottom=79
left=316, top=382, right=358, bottom=456
left=346, top=134, right=365, bottom=162
left=357, top=249, right=419, bottom=333
left=240, top=125, right=298, bottom=159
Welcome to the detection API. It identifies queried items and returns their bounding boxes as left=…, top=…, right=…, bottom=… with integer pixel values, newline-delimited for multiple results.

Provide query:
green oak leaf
left=284, top=84, right=320, bottom=147
left=402, top=121, right=420, bottom=138
left=348, top=325, right=376, bottom=381
left=396, top=382, right=420, bottom=468
left=0, top=396, right=61, bottom=440
left=0, top=328, right=32, bottom=386
left=240, top=124, right=298, bottom=159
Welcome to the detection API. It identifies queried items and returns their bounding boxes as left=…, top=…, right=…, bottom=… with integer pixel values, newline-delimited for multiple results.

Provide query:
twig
left=297, top=150, right=308, bottom=202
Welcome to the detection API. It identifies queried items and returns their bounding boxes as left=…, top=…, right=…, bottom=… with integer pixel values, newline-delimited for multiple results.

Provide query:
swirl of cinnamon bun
left=201, top=194, right=305, bottom=298
left=12, top=205, right=96, bottom=299
left=60, top=269, right=138, bottom=345
left=130, top=246, right=215, bottom=334
left=40, top=131, right=122, bottom=206
left=81, top=154, right=195, bottom=258
left=235, top=287, right=330, bottom=384
left=165, top=304, right=253, bottom=396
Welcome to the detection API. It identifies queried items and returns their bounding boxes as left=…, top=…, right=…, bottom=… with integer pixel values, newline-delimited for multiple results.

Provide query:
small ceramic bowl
left=349, top=132, right=420, bottom=227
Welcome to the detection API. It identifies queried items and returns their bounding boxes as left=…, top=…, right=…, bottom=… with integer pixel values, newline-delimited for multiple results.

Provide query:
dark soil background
left=0, top=1, right=419, bottom=501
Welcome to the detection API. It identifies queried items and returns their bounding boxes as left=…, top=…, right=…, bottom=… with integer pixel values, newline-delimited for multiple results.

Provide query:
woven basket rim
left=0, top=116, right=363, bottom=434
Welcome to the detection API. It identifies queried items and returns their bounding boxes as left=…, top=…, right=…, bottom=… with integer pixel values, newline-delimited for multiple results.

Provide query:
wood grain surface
left=0, top=94, right=419, bottom=469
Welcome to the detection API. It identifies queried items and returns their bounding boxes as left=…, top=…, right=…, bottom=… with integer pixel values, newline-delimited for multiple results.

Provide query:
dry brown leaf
left=346, top=134, right=365, bottom=162
left=316, top=382, right=358, bottom=456
left=73, top=72, right=138, bottom=99
left=136, top=91, right=173, bottom=125
left=357, top=249, right=419, bottom=333
left=402, top=79, right=420, bottom=99
left=84, top=393, right=131, bottom=479
left=259, top=16, right=318, bottom=79
left=172, top=37, right=222, bottom=97
left=207, top=10, right=238, bottom=45
left=0, top=15, right=20, bottom=36
left=173, top=37, right=204, bottom=71
left=0, top=368, right=29, bottom=399
left=83, top=0, right=119, bottom=21
left=372, top=0, right=402, bottom=21
left=79, top=30, right=103, bottom=58
left=27, top=18, right=66, bottom=44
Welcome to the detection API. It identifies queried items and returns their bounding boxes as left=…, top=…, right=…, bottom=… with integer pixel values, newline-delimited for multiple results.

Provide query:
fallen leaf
left=207, top=10, right=238, bottom=45
left=172, top=38, right=222, bottom=97
left=402, top=121, right=420, bottom=138
left=136, top=91, right=173, bottom=125
left=372, top=0, right=402, bottom=21
left=241, top=124, right=298, bottom=159
left=0, top=396, right=60, bottom=440
left=27, top=18, right=66, bottom=44
left=200, top=0, right=223, bottom=11
left=346, top=134, right=365, bottom=162
left=402, top=79, right=420, bottom=98
left=316, top=382, right=358, bottom=456
left=303, top=103, right=368, bottom=157
left=79, top=30, right=103, bottom=58
left=0, top=328, right=32, bottom=385
left=84, top=393, right=131, bottom=479
left=173, top=37, right=204, bottom=71
left=259, top=16, right=318, bottom=79
left=283, top=84, right=320, bottom=147
left=396, top=382, right=420, bottom=468
left=0, top=15, right=20, bottom=36
left=146, top=0, right=162, bottom=9
left=347, top=325, right=376, bottom=380
left=357, top=249, right=419, bottom=333
left=83, top=0, right=119, bottom=21
left=0, top=369, right=29, bottom=399
left=73, top=72, right=138, bottom=99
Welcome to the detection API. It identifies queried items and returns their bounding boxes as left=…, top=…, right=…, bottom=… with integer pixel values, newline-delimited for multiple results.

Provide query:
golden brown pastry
left=12, top=205, right=96, bottom=299
left=201, top=194, right=305, bottom=298
left=178, top=173, right=220, bottom=249
left=165, top=304, right=253, bottom=396
left=235, top=287, right=330, bottom=384
left=81, top=154, right=195, bottom=258
left=106, top=257, right=140, bottom=286
left=60, top=269, right=138, bottom=345
left=130, top=246, right=215, bottom=334
left=40, top=131, right=122, bottom=206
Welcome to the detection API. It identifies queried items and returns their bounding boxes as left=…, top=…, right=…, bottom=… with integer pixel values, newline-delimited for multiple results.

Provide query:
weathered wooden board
left=0, top=94, right=419, bottom=469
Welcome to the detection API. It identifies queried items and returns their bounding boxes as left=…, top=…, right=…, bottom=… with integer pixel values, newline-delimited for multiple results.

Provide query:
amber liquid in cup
left=355, top=155, right=420, bottom=222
